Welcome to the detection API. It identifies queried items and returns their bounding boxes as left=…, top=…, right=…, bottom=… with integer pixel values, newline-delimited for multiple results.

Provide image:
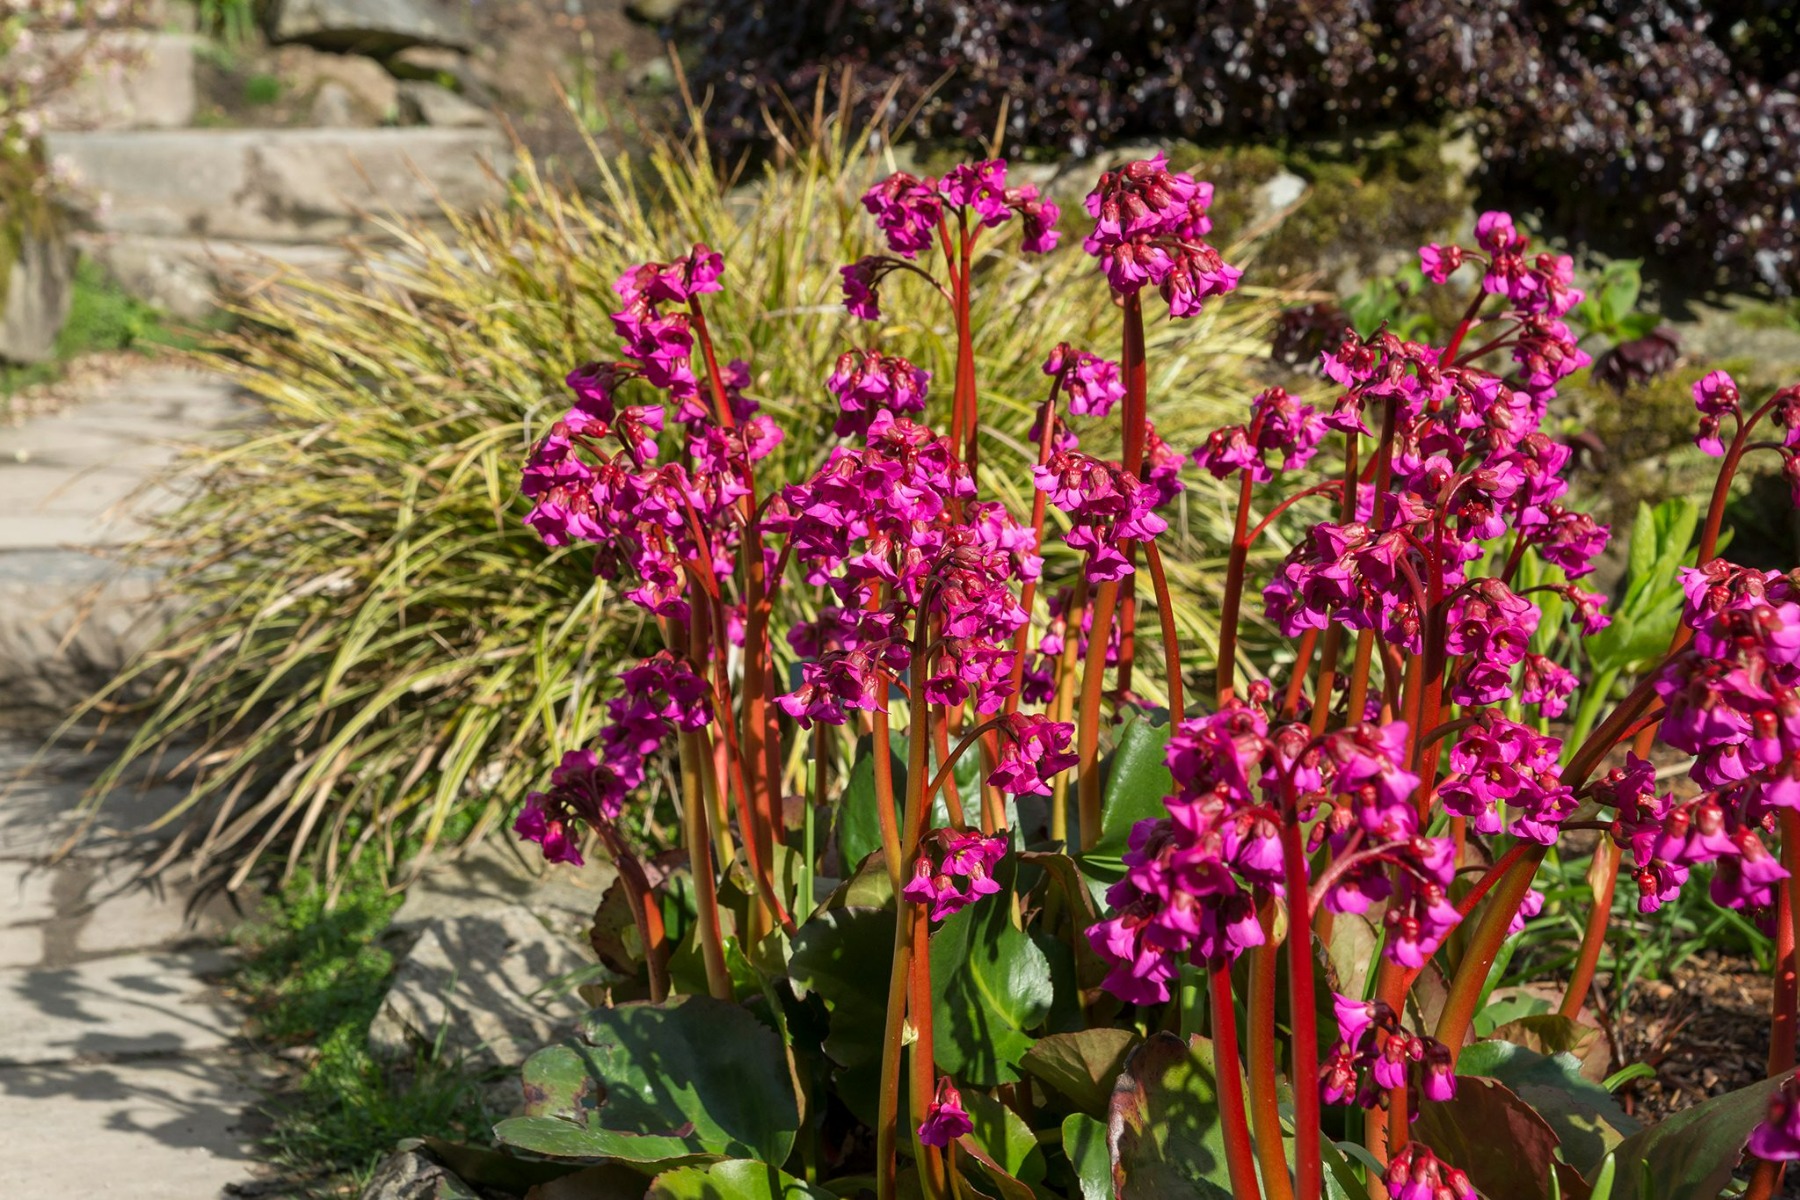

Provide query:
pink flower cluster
left=903, top=828, right=1008, bottom=921
left=1436, top=711, right=1575, bottom=845
left=1082, top=154, right=1242, bottom=315
left=1035, top=450, right=1168, bottom=582
left=1086, top=704, right=1459, bottom=1004
left=1322, top=994, right=1456, bottom=1110
left=1191, top=386, right=1326, bottom=482
left=1605, top=561, right=1800, bottom=914
left=860, top=159, right=1061, bottom=261
left=917, top=1077, right=974, bottom=1148
left=514, top=653, right=712, bottom=866
left=1043, top=344, right=1125, bottom=418
left=1383, top=1144, right=1476, bottom=1200
left=988, top=713, right=1079, bottom=797
left=828, top=349, right=930, bottom=438
left=772, top=414, right=1037, bottom=724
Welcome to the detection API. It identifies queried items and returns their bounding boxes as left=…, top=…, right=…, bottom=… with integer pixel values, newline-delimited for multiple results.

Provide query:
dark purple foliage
left=689, top=0, right=1800, bottom=291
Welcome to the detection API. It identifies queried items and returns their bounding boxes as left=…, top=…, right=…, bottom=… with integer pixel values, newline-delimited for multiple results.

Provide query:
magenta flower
left=1418, top=242, right=1463, bottom=283
left=917, top=1077, right=974, bottom=1148
left=840, top=257, right=885, bottom=320
left=1385, top=1144, right=1475, bottom=1200
left=903, top=828, right=1007, bottom=922
left=862, top=172, right=942, bottom=259
left=828, top=348, right=931, bottom=437
left=988, top=712, right=1079, bottom=796
left=1044, top=343, right=1125, bottom=417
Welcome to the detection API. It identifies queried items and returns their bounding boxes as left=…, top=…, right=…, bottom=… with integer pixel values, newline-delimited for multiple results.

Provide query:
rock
left=38, top=32, right=197, bottom=131
left=80, top=234, right=356, bottom=318
left=625, top=0, right=687, bottom=22
left=358, top=1146, right=477, bottom=1200
left=368, top=906, right=591, bottom=1072
left=44, top=128, right=507, bottom=243
left=274, top=43, right=401, bottom=119
left=1254, top=169, right=1308, bottom=221
left=311, top=80, right=364, bottom=126
left=397, top=81, right=492, bottom=128
left=0, top=232, right=75, bottom=365
left=270, top=0, right=475, bottom=53
left=390, top=838, right=616, bottom=942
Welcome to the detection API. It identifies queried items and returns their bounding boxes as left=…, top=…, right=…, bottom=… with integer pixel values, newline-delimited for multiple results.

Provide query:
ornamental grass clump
left=68, top=117, right=1279, bottom=887
left=491, top=151, right=1800, bottom=1200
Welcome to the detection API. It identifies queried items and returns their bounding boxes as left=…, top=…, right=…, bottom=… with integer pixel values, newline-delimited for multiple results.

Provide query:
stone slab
left=82, top=234, right=357, bottom=319
left=369, top=905, right=590, bottom=1071
left=272, top=0, right=475, bottom=52
left=392, top=837, right=616, bottom=940
left=0, top=740, right=194, bottom=864
left=0, top=1054, right=261, bottom=1198
left=0, top=949, right=236, bottom=1066
left=0, top=234, right=75, bottom=366
left=47, top=127, right=507, bottom=243
left=39, top=31, right=197, bottom=131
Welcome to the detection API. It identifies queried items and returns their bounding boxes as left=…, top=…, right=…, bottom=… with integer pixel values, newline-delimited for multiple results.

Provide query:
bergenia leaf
left=1604, top=1070, right=1795, bottom=1200
left=931, top=889, right=1054, bottom=1085
left=1108, top=1033, right=1236, bottom=1199
left=495, top=996, right=801, bottom=1167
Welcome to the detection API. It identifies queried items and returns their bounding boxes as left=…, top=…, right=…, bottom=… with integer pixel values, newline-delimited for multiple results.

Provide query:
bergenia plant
left=497, top=154, right=1800, bottom=1200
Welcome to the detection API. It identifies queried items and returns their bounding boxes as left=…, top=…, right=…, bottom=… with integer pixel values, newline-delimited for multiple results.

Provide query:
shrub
left=72, top=115, right=1287, bottom=888
left=474, top=150, right=1800, bottom=1200
left=688, top=0, right=1800, bottom=291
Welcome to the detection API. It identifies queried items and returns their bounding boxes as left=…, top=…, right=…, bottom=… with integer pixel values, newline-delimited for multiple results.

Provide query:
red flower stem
left=1120, top=292, right=1148, bottom=472
left=596, top=823, right=668, bottom=1001
left=1216, top=460, right=1258, bottom=705
left=1343, top=400, right=1400, bottom=719
left=873, top=709, right=904, bottom=890
left=1309, top=627, right=1345, bottom=736
left=1699, top=392, right=1783, bottom=565
left=920, top=718, right=1007, bottom=824
left=1005, top=380, right=1063, bottom=711
left=1075, top=575, right=1122, bottom=852
left=676, top=731, right=732, bottom=1000
left=1558, top=838, right=1620, bottom=1019
left=1143, top=539, right=1186, bottom=725
left=1773, top=809, right=1800, bottom=1073
left=1280, top=818, right=1324, bottom=1200
left=1119, top=556, right=1139, bottom=696
left=907, top=904, right=948, bottom=1200
left=875, top=925, right=913, bottom=1200
left=1434, top=844, right=1547, bottom=1063
left=933, top=711, right=967, bottom=831
left=958, top=220, right=979, bottom=471
left=1773, top=872, right=1797, bottom=1075
left=687, top=297, right=736, bottom=431
left=1245, top=481, right=1346, bottom=547
left=1440, top=289, right=1489, bottom=363
left=1282, top=629, right=1319, bottom=719
left=1049, top=575, right=1089, bottom=843
left=1246, top=910, right=1295, bottom=1200
left=1746, top=1160, right=1784, bottom=1200
left=1209, top=962, right=1265, bottom=1200
left=1343, top=631, right=1377, bottom=725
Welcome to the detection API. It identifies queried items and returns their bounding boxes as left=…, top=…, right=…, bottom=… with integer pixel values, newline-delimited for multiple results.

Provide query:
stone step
left=80, top=234, right=359, bottom=320
left=46, top=126, right=507, bottom=243
left=0, top=367, right=249, bottom=714
left=39, top=31, right=198, bottom=132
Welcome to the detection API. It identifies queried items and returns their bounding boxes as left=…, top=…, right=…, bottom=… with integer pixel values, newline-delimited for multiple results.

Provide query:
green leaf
left=1486, top=1013, right=1610, bottom=1084
left=1454, top=1040, right=1641, bottom=1172
left=962, top=1090, right=1046, bottom=1185
left=931, top=890, right=1054, bottom=1086
left=788, top=906, right=895, bottom=1069
left=1086, top=711, right=1174, bottom=865
left=1021, top=1028, right=1140, bottom=1116
left=646, top=1159, right=836, bottom=1199
left=1412, top=1074, right=1563, bottom=1200
left=1063, top=1113, right=1111, bottom=1200
left=1321, top=1140, right=1374, bottom=1200
left=835, top=735, right=908, bottom=874
left=1108, top=1032, right=1235, bottom=1199
left=1020, top=850, right=1112, bottom=994
left=1606, top=1070, right=1794, bottom=1200
left=495, top=996, right=800, bottom=1167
